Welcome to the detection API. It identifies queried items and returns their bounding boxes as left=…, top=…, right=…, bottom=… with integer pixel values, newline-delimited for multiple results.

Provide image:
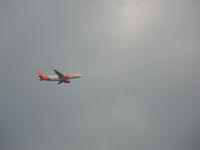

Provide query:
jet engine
left=65, top=80, right=71, bottom=83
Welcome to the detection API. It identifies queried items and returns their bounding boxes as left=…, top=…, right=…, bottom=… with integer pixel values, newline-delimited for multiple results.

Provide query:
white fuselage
left=47, top=74, right=82, bottom=81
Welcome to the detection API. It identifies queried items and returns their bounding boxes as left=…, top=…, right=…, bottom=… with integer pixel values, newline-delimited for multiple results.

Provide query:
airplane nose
left=78, top=74, right=82, bottom=77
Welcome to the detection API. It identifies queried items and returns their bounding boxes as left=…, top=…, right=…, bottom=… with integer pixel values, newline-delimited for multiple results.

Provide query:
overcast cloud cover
left=0, top=0, right=200, bottom=150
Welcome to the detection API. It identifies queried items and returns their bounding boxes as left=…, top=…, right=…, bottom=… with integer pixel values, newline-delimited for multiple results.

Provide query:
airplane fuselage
left=45, top=73, right=82, bottom=81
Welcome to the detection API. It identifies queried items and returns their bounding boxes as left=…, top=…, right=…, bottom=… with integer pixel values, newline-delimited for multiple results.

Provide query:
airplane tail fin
left=37, top=70, right=50, bottom=80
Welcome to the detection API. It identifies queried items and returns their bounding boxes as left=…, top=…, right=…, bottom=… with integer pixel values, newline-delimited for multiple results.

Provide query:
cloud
left=0, top=0, right=200, bottom=150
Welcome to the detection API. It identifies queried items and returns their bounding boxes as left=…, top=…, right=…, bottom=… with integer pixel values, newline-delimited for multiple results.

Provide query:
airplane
left=37, top=70, right=82, bottom=84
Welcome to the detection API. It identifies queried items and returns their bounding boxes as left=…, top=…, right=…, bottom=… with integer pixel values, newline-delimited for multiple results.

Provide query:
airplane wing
left=53, top=70, right=64, bottom=79
left=57, top=80, right=63, bottom=84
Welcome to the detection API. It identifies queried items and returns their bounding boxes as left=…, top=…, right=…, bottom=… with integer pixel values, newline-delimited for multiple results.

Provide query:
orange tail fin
left=37, top=70, right=50, bottom=80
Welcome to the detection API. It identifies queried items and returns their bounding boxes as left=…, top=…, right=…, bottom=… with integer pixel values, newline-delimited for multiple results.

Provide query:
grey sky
left=0, top=0, right=200, bottom=150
